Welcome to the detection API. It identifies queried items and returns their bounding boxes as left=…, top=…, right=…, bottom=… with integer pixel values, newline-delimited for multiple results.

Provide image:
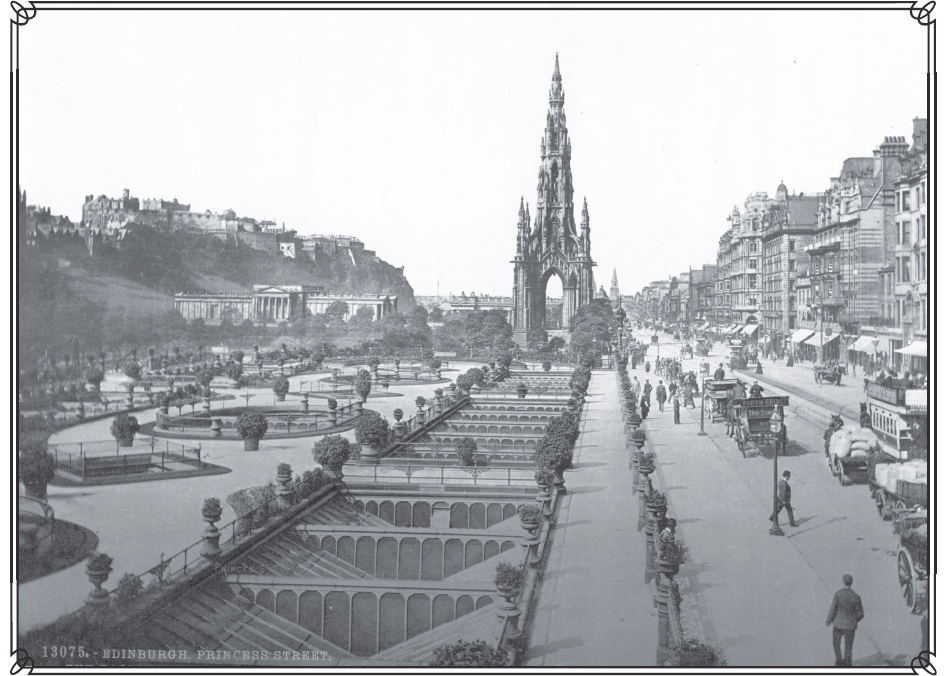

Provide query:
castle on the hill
left=22, top=187, right=378, bottom=261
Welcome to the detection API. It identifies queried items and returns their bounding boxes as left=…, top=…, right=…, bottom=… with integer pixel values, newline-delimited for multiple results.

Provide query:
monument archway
left=511, top=55, right=597, bottom=342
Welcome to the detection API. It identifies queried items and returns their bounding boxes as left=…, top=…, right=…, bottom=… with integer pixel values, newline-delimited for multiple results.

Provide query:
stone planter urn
left=210, top=418, right=223, bottom=437
left=300, top=393, right=310, bottom=412
left=656, top=556, right=680, bottom=579
left=202, top=396, right=212, bottom=415
left=519, top=514, right=541, bottom=566
left=553, top=470, right=566, bottom=495
left=244, top=438, right=260, bottom=452
left=393, top=409, right=403, bottom=422
left=117, top=437, right=134, bottom=448
left=276, top=469, right=293, bottom=510
left=201, top=503, right=223, bottom=559
left=85, top=559, right=113, bottom=607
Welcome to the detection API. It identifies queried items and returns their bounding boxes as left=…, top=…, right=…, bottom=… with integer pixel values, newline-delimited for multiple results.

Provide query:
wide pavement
left=526, top=369, right=660, bottom=666
left=628, top=329, right=923, bottom=666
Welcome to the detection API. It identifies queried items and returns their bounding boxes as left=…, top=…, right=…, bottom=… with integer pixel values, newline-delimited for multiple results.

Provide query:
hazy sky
left=20, top=9, right=927, bottom=297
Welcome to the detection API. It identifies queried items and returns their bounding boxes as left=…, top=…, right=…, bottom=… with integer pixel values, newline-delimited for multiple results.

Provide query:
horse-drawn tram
left=702, top=378, right=740, bottom=423
left=731, top=395, right=790, bottom=458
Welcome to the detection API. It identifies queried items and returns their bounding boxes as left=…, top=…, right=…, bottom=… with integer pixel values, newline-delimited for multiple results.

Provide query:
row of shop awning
left=801, top=332, right=839, bottom=348
left=849, top=336, right=877, bottom=354
left=895, top=340, right=928, bottom=358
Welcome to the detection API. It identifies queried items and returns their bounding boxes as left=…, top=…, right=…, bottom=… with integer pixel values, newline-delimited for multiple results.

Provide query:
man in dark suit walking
left=826, top=574, right=865, bottom=666
left=714, top=363, right=726, bottom=380
left=769, top=469, right=796, bottom=526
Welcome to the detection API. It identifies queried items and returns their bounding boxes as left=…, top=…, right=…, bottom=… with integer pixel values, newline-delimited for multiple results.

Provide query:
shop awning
left=849, top=336, right=877, bottom=354
left=699, top=322, right=710, bottom=330
left=789, top=329, right=815, bottom=344
left=728, top=324, right=742, bottom=334
left=742, top=324, right=760, bottom=336
left=895, top=341, right=927, bottom=358
left=802, top=332, right=840, bottom=348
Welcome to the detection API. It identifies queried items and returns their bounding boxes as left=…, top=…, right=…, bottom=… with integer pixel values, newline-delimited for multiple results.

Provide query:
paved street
left=626, top=329, right=923, bottom=666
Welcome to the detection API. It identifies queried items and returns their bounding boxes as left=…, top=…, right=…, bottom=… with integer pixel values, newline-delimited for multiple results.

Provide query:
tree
left=429, top=307, right=444, bottom=322
left=355, top=414, right=390, bottom=450
left=429, top=640, right=507, bottom=667
left=325, top=300, right=350, bottom=322
left=311, top=435, right=352, bottom=473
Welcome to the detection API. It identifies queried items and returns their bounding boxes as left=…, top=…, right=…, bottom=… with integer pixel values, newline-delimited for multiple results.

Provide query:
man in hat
left=749, top=380, right=764, bottom=398
left=714, top=362, right=725, bottom=380
left=769, top=469, right=796, bottom=526
left=826, top=574, right=864, bottom=666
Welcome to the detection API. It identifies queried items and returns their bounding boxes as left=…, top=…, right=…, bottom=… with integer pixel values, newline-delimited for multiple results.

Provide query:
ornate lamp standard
left=769, top=406, right=786, bottom=536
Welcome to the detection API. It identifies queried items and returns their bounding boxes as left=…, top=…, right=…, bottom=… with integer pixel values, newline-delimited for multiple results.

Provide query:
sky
left=20, top=9, right=927, bottom=298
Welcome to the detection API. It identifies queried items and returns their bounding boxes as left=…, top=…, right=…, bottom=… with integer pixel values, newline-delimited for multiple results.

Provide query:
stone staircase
left=135, top=575, right=350, bottom=659
left=373, top=601, right=497, bottom=662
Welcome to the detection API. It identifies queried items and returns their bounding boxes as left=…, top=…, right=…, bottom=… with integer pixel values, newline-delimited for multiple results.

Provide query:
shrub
left=226, top=362, right=243, bottom=381
left=433, top=388, right=443, bottom=397
left=517, top=382, right=528, bottom=396
left=667, top=639, right=726, bottom=667
left=312, top=435, right=353, bottom=473
left=517, top=503, right=542, bottom=521
left=355, top=414, right=390, bottom=450
left=456, top=373, right=473, bottom=391
left=466, top=367, right=485, bottom=386
left=18, top=441, right=56, bottom=491
left=86, top=370, right=104, bottom=386
left=661, top=538, right=689, bottom=566
left=109, top=413, right=140, bottom=441
left=87, top=552, right=113, bottom=572
left=272, top=376, right=290, bottom=395
left=542, top=360, right=552, bottom=371
left=354, top=377, right=372, bottom=400
left=326, top=397, right=337, bottom=409
left=235, top=411, right=268, bottom=440
left=535, top=467, right=555, bottom=486
left=202, top=497, right=223, bottom=519
left=115, top=573, right=144, bottom=608
left=631, top=429, right=647, bottom=441
left=226, top=483, right=277, bottom=533
left=367, top=356, right=381, bottom=368
left=457, top=438, right=478, bottom=466
left=277, top=462, right=292, bottom=476
left=430, top=358, right=442, bottom=370
left=123, top=363, right=142, bottom=381
left=497, top=353, right=514, bottom=370
left=429, top=640, right=507, bottom=667
left=415, top=396, right=427, bottom=408
left=494, top=561, right=525, bottom=594
left=393, top=407, right=404, bottom=417
left=293, top=468, right=330, bottom=501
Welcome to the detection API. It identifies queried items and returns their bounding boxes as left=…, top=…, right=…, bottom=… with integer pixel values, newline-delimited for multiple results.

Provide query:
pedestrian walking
left=714, top=363, right=726, bottom=380
left=656, top=381, right=667, bottom=412
left=640, top=394, right=650, bottom=419
left=755, top=360, right=764, bottom=375
left=645, top=360, right=651, bottom=373
left=673, top=393, right=681, bottom=424
left=769, top=469, right=797, bottom=527
left=826, top=574, right=864, bottom=667
left=683, top=381, right=695, bottom=409
left=643, top=379, right=652, bottom=404
left=835, top=364, right=844, bottom=387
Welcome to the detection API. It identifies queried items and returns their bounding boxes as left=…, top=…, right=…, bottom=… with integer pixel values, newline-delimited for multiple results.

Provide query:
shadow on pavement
left=787, top=515, right=847, bottom=538
left=526, top=636, right=586, bottom=661
left=565, top=485, right=606, bottom=495
left=571, top=461, right=609, bottom=469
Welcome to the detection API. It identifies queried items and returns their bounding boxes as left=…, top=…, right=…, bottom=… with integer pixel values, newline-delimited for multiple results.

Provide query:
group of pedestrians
left=631, top=329, right=875, bottom=668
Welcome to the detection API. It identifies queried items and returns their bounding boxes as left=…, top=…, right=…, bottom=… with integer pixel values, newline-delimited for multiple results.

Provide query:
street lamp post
left=769, top=406, right=785, bottom=536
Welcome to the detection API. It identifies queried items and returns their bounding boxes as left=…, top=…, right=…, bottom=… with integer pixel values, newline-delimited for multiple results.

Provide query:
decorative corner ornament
left=911, top=1, right=935, bottom=25
left=10, top=0, right=35, bottom=26
left=911, top=651, right=935, bottom=675
left=10, top=648, right=34, bottom=675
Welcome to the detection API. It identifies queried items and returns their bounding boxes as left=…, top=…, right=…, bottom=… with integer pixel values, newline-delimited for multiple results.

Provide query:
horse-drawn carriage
left=695, top=338, right=711, bottom=357
left=731, top=395, right=790, bottom=458
left=814, top=366, right=841, bottom=385
left=680, top=343, right=693, bottom=360
left=895, top=509, right=928, bottom=614
left=703, top=378, right=740, bottom=424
